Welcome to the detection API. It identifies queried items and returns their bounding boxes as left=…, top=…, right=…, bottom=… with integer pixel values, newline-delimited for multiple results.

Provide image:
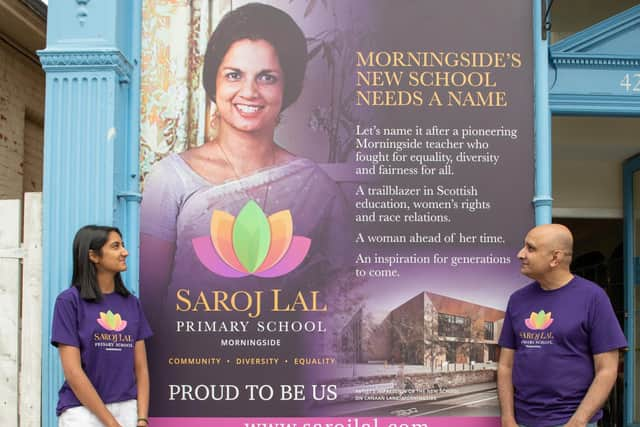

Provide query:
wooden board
left=0, top=199, right=22, bottom=427
left=19, top=193, right=42, bottom=427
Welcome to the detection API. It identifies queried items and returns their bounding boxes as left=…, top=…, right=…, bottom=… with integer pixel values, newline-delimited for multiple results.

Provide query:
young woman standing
left=52, top=225, right=152, bottom=427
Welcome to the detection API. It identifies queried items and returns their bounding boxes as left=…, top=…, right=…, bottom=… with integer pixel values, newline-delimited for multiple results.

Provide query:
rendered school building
left=340, top=292, right=503, bottom=368
left=387, top=292, right=504, bottom=367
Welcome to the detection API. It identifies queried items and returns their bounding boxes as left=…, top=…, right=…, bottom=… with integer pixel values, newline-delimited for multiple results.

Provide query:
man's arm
left=497, top=347, right=518, bottom=427
left=565, top=349, right=619, bottom=427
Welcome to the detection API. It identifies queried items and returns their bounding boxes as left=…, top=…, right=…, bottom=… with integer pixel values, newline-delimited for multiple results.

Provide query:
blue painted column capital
left=39, top=49, right=133, bottom=82
left=38, top=1, right=142, bottom=426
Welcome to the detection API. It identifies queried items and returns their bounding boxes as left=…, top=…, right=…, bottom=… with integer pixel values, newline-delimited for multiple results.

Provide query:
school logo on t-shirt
left=94, top=310, right=134, bottom=351
left=524, top=310, right=554, bottom=330
left=97, top=310, right=128, bottom=331
left=520, top=309, right=555, bottom=348
left=191, top=200, right=312, bottom=278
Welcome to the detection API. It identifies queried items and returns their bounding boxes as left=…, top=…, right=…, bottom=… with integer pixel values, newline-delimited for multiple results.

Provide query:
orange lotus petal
left=545, top=312, right=552, bottom=322
left=256, top=210, right=294, bottom=273
left=210, top=210, right=245, bottom=272
left=529, top=312, right=537, bottom=324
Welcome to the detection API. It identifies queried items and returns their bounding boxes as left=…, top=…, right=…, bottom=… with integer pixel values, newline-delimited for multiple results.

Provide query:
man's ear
left=549, top=249, right=562, bottom=268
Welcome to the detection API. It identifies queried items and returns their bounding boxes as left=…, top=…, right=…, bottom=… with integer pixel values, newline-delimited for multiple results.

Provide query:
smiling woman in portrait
left=138, top=5, right=350, bottom=415
left=140, top=1, right=349, bottom=310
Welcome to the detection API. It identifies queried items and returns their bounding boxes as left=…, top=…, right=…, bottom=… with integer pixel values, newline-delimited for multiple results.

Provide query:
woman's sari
left=140, top=153, right=352, bottom=416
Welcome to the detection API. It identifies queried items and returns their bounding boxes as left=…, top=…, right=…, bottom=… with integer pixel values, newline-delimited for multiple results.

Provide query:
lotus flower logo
left=525, top=310, right=554, bottom=330
left=192, top=201, right=311, bottom=278
left=97, top=310, right=128, bottom=332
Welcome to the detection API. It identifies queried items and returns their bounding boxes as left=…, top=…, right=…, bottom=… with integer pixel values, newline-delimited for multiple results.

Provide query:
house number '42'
left=620, top=73, right=640, bottom=92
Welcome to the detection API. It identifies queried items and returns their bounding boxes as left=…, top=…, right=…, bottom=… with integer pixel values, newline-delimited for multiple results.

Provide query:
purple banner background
left=139, top=0, right=534, bottom=421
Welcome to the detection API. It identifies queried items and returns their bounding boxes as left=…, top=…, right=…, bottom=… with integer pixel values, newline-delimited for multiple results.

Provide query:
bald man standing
left=498, top=224, right=626, bottom=427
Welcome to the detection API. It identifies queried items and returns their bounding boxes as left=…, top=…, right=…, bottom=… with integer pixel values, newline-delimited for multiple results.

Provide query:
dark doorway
left=554, top=217, right=624, bottom=427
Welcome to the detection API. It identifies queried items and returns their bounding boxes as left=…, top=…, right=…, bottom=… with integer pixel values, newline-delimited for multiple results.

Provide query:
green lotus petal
left=535, top=310, right=546, bottom=329
left=106, top=310, right=116, bottom=329
left=232, top=201, right=271, bottom=273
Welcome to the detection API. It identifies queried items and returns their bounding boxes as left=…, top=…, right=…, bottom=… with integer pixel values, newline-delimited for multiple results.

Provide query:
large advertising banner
left=139, top=1, right=534, bottom=426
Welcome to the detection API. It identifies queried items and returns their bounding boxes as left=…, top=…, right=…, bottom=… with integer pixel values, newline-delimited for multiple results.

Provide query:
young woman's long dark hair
left=72, top=225, right=131, bottom=301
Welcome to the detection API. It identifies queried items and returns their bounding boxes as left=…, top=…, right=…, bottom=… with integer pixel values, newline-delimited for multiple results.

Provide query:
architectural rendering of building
left=387, top=292, right=504, bottom=367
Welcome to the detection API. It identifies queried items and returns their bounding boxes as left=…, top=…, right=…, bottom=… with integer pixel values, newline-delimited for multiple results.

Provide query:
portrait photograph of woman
left=138, top=1, right=354, bottom=418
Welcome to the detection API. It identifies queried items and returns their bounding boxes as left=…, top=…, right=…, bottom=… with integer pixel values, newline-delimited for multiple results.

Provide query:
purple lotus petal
left=192, top=236, right=248, bottom=278
left=524, top=319, right=536, bottom=329
left=254, top=236, right=311, bottom=278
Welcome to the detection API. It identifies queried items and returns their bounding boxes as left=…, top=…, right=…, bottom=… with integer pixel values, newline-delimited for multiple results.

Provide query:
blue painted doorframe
left=549, top=5, right=640, bottom=425
left=623, top=154, right=640, bottom=427
left=549, top=5, right=640, bottom=116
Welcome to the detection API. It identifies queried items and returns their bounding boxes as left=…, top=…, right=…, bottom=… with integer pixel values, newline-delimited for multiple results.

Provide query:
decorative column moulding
left=39, top=50, right=133, bottom=82
left=551, top=54, right=640, bottom=68
left=550, top=5, right=640, bottom=71
left=549, top=4, right=640, bottom=116
left=549, top=94, right=640, bottom=116
left=76, top=0, right=91, bottom=26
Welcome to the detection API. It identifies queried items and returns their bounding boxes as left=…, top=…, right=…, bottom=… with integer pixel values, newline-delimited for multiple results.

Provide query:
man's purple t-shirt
left=51, top=287, right=153, bottom=416
left=498, top=275, right=626, bottom=427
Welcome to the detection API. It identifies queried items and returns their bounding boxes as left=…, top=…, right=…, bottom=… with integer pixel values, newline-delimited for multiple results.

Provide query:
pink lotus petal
left=524, top=319, right=536, bottom=329
left=254, top=236, right=311, bottom=278
left=97, top=318, right=111, bottom=330
left=113, top=320, right=127, bottom=332
left=192, top=236, right=248, bottom=278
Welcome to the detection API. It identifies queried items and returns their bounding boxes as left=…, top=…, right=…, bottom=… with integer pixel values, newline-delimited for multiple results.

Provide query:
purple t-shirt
left=51, top=287, right=153, bottom=416
left=498, top=276, right=626, bottom=427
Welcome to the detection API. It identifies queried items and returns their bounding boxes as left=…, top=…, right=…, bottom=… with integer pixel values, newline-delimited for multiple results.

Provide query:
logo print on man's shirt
left=520, top=310, right=555, bottom=348
left=524, top=310, right=554, bottom=330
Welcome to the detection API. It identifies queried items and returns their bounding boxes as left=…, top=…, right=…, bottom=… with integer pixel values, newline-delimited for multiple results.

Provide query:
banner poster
left=139, top=1, right=534, bottom=426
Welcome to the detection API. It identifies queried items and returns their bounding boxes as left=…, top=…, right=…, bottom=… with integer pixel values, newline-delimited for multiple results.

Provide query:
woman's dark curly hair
left=202, top=3, right=308, bottom=112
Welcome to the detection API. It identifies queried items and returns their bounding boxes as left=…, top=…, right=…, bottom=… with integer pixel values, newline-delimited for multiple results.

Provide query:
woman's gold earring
left=211, top=109, right=220, bottom=128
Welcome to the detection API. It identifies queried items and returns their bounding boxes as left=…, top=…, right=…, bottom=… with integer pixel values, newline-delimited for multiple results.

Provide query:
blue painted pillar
left=532, top=0, right=553, bottom=224
left=37, top=1, right=141, bottom=425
